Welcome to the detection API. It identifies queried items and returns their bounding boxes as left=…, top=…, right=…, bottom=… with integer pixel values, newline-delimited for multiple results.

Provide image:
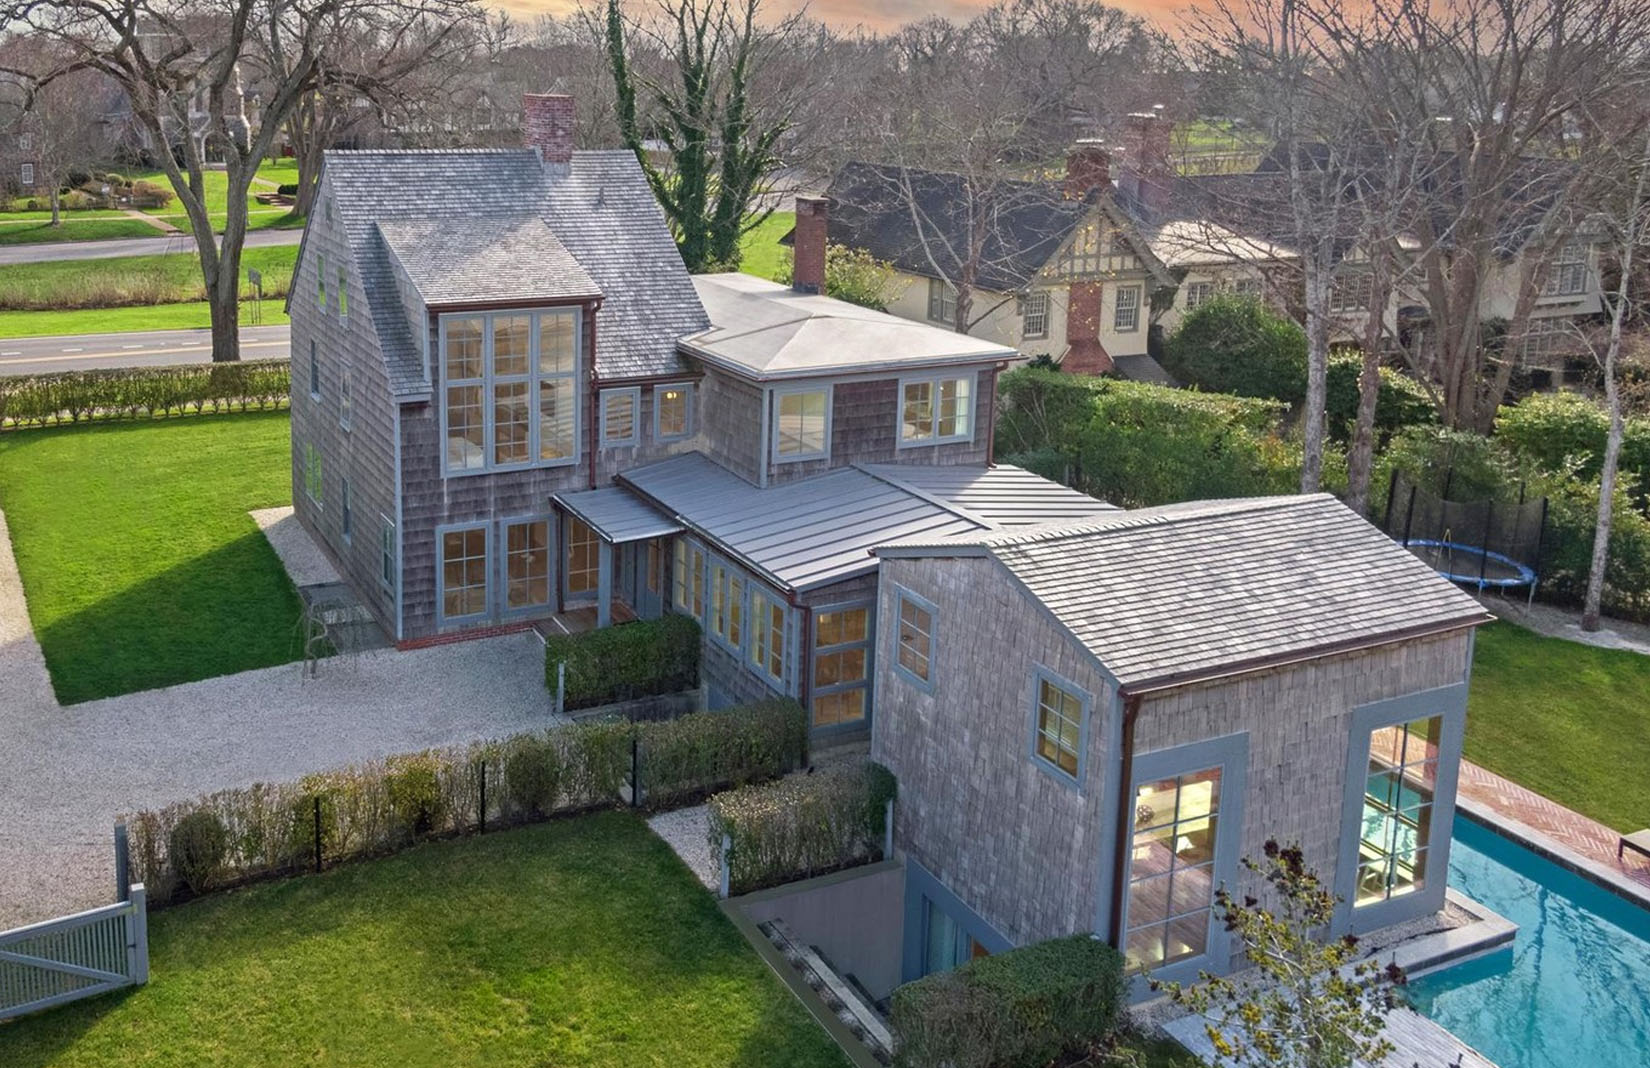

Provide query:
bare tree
left=9, top=62, right=108, bottom=226
left=2, top=0, right=482, bottom=362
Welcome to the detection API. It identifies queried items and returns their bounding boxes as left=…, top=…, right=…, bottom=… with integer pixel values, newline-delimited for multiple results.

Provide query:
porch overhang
left=552, top=486, right=683, bottom=544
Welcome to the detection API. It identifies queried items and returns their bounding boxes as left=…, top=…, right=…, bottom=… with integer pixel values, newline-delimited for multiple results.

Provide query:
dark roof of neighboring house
left=875, top=494, right=1492, bottom=692
left=378, top=215, right=601, bottom=308
left=312, top=148, right=707, bottom=395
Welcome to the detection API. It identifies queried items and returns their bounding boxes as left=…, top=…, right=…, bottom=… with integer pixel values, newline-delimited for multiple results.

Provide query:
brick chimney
left=793, top=195, right=829, bottom=294
left=1121, top=111, right=1174, bottom=216
left=1064, top=140, right=1112, bottom=200
left=522, top=93, right=575, bottom=168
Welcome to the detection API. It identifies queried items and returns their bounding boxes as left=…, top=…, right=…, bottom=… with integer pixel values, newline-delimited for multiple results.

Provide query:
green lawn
left=0, top=218, right=172, bottom=245
left=0, top=812, right=849, bottom=1068
left=0, top=300, right=289, bottom=339
left=739, top=210, right=794, bottom=282
left=1466, top=621, right=1650, bottom=832
left=0, top=412, right=302, bottom=703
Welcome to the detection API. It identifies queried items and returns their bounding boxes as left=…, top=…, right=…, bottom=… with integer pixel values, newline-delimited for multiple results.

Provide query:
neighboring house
left=0, top=75, right=42, bottom=198
left=871, top=495, right=1493, bottom=986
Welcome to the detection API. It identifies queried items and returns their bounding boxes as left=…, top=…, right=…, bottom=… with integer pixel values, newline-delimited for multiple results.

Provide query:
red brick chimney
left=1064, top=140, right=1112, bottom=200
left=522, top=93, right=575, bottom=167
left=1121, top=112, right=1174, bottom=215
left=793, top=195, right=829, bottom=294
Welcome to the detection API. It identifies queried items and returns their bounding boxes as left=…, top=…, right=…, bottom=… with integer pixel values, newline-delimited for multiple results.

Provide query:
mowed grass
left=0, top=298, right=290, bottom=339
left=739, top=210, right=794, bottom=282
left=1466, top=621, right=1650, bottom=832
left=0, top=812, right=849, bottom=1068
left=0, top=217, right=171, bottom=245
left=0, top=412, right=302, bottom=703
left=0, top=245, right=297, bottom=311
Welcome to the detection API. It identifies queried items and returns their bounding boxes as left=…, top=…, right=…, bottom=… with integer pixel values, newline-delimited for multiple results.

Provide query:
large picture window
left=774, top=388, right=829, bottom=462
left=441, top=308, right=581, bottom=475
left=812, top=604, right=871, bottom=728
left=900, top=376, right=973, bottom=446
left=1356, top=716, right=1440, bottom=908
left=1126, top=768, right=1222, bottom=972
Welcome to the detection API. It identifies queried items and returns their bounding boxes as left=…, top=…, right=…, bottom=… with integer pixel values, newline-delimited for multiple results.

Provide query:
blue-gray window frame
left=435, top=520, right=492, bottom=628
left=379, top=514, right=396, bottom=592
left=654, top=381, right=694, bottom=442
left=771, top=384, right=832, bottom=465
left=1026, top=664, right=1092, bottom=790
left=600, top=386, right=642, bottom=448
left=340, top=477, right=352, bottom=544
left=309, top=340, right=320, bottom=399
left=707, top=553, right=748, bottom=657
left=748, top=582, right=795, bottom=694
left=900, top=858, right=1014, bottom=982
left=1332, top=682, right=1467, bottom=936
left=1121, top=731, right=1249, bottom=994
left=499, top=513, right=556, bottom=620
left=810, top=599, right=876, bottom=734
left=891, top=585, right=938, bottom=694
left=896, top=373, right=976, bottom=449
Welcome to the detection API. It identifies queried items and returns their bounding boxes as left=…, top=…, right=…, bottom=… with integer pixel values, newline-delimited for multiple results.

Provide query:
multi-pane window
left=20, top=162, right=33, bottom=186
left=337, top=267, right=348, bottom=319
left=895, top=590, right=934, bottom=688
left=505, top=518, right=551, bottom=612
left=775, top=388, right=828, bottom=461
left=926, top=278, right=957, bottom=324
left=750, top=587, right=787, bottom=686
left=900, top=376, right=973, bottom=445
left=1330, top=270, right=1376, bottom=314
left=309, top=340, right=321, bottom=399
left=1184, top=281, right=1216, bottom=311
left=601, top=388, right=640, bottom=447
left=656, top=384, right=692, bottom=441
left=1522, top=318, right=1580, bottom=359
left=1542, top=243, right=1589, bottom=297
left=565, top=516, right=600, bottom=598
left=1033, top=675, right=1084, bottom=778
left=710, top=561, right=745, bottom=651
left=440, top=526, right=488, bottom=621
left=812, top=605, right=870, bottom=728
left=303, top=442, right=323, bottom=505
left=442, top=309, right=580, bottom=475
left=317, top=253, right=327, bottom=309
left=1232, top=278, right=1264, bottom=299
left=1126, top=768, right=1223, bottom=971
left=1113, top=285, right=1141, bottom=332
left=1021, top=291, right=1050, bottom=340
left=339, top=364, right=352, bottom=431
left=340, top=478, right=352, bottom=542
left=380, top=517, right=396, bottom=591
left=1357, top=716, right=1440, bottom=908
left=673, top=539, right=706, bottom=618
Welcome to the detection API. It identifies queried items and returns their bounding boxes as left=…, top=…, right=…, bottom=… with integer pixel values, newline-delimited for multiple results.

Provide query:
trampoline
left=1382, top=471, right=1547, bottom=600
left=1397, top=539, right=1537, bottom=590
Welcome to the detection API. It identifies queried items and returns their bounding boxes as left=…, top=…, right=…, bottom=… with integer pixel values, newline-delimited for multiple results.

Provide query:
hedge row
left=128, top=698, right=807, bottom=905
left=0, top=361, right=291, bottom=429
left=706, top=762, right=896, bottom=895
left=889, top=935, right=1126, bottom=1068
left=1495, top=391, right=1650, bottom=500
left=545, top=614, right=701, bottom=710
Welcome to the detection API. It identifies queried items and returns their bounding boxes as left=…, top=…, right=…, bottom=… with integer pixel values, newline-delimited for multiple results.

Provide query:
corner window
left=601, top=388, right=640, bottom=448
left=673, top=538, right=706, bottom=619
left=339, top=364, right=352, bottom=431
left=893, top=588, right=935, bottom=692
left=441, top=308, right=581, bottom=475
left=337, top=267, right=348, bottom=320
left=1030, top=669, right=1087, bottom=782
left=1355, top=716, right=1441, bottom=908
left=1113, top=285, right=1141, bottom=332
left=750, top=587, right=787, bottom=687
left=655, top=383, right=692, bottom=441
left=380, top=516, right=396, bottom=591
left=308, top=340, right=320, bottom=400
left=302, top=442, right=323, bottom=506
left=812, top=604, right=871, bottom=729
left=439, top=525, right=488, bottom=622
left=1022, top=291, right=1049, bottom=340
left=317, top=253, right=327, bottom=310
left=1127, top=768, right=1223, bottom=972
left=926, top=278, right=957, bottom=325
left=900, top=376, right=973, bottom=446
left=711, top=560, right=745, bottom=652
left=774, top=387, right=829, bottom=462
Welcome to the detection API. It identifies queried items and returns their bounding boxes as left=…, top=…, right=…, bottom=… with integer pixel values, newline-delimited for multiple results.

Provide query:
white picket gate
left=0, top=885, right=149, bottom=1021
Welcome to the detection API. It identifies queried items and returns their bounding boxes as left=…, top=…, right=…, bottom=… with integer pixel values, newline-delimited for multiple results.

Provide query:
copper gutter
left=1108, top=693, right=1143, bottom=946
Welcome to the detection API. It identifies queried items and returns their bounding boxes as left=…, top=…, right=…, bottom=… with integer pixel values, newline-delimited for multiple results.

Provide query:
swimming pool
left=1406, top=815, right=1650, bottom=1068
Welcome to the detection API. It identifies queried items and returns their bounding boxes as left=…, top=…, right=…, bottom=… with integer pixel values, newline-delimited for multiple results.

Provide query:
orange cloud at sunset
left=493, top=0, right=1192, bottom=33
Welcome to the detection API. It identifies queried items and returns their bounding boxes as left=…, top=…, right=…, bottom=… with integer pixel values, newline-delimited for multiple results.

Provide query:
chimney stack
left=792, top=195, right=830, bottom=294
left=1121, top=111, right=1174, bottom=215
left=1064, top=140, right=1112, bottom=200
left=522, top=93, right=575, bottom=168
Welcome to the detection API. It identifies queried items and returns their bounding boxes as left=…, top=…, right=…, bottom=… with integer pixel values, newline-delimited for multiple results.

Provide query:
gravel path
left=1476, top=591, right=1650, bottom=656
left=648, top=805, right=718, bottom=891
left=0, top=509, right=568, bottom=928
left=251, top=506, right=340, bottom=588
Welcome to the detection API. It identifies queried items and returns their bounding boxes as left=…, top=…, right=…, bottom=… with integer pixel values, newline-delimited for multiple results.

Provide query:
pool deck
left=1165, top=1003, right=1500, bottom=1067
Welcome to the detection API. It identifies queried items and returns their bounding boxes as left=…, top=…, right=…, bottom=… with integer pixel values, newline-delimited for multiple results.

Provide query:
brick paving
left=1457, top=758, right=1650, bottom=893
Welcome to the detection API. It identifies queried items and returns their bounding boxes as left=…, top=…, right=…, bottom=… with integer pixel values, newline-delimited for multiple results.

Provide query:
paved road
left=0, top=227, right=302, bottom=265
left=0, top=324, right=290, bottom=375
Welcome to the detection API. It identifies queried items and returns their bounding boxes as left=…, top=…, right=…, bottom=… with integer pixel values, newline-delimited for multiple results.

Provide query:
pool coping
left=1375, top=889, right=1516, bottom=982
left=1456, top=794, right=1650, bottom=914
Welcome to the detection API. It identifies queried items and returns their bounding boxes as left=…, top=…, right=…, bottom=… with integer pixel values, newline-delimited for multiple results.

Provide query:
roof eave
left=676, top=338, right=1017, bottom=382
left=422, top=292, right=603, bottom=313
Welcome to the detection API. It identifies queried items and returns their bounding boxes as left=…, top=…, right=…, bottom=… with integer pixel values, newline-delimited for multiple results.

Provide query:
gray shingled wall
left=694, top=365, right=764, bottom=484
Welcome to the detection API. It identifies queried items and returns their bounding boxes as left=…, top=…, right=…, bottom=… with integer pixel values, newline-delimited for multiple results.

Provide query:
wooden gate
left=0, top=885, right=148, bottom=1021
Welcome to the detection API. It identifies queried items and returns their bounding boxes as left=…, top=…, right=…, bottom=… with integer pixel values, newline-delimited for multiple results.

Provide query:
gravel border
left=251, top=505, right=340, bottom=588
left=649, top=805, right=718, bottom=891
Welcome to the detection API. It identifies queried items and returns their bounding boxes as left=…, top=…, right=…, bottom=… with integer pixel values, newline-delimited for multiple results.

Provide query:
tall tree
left=2, top=0, right=481, bottom=363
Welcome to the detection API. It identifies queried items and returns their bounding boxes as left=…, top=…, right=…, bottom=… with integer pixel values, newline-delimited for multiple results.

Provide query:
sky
left=494, top=0, right=1188, bottom=34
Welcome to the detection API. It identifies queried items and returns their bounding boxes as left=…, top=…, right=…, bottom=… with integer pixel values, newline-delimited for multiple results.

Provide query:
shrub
left=168, top=810, right=230, bottom=894
left=1324, top=356, right=1437, bottom=441
left=130, top=179, right=174, bottom=209
left=1495, top=391, right=1650, bottom=496
left=779, top=242, right=903, bottom=311
left=1164, top=294, right=1308, bottom=403
left=384, top=753, right=446, bottom=839
left=276, top=182, right=299, bottom=196
left=501, top=733, right=563, bottom=818
left=544, top=614, right=700, bottom=710
left=639, top=698, right=808, bottom=810
left=0, top=360, right=291, bottom=429
left=890, top=935, right=1125, bottom=1068
left=707, top=761, right=896, bottom=894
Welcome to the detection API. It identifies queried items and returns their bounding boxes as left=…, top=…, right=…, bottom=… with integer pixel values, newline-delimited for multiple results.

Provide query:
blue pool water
left=1407, top=816, right=1650, bottom=1068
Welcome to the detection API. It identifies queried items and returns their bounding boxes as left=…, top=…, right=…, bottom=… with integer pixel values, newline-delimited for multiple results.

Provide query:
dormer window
left=900, top=375, right=974, bottom=446
left=441, top=308, right=581, bottom=475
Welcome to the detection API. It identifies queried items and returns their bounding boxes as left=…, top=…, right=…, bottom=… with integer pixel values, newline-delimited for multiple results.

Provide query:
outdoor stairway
left=760, top=918, right=892, bottom=1064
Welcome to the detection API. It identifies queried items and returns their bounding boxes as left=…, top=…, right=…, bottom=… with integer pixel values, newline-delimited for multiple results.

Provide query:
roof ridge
left=980, top=493, right=1331, bottom=551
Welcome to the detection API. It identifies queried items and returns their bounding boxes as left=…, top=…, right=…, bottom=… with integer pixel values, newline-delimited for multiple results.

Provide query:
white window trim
left=654, top=382, right=694, bottom=442
left=379, top=515, right=396, bottom=593
left=600, top=387, right=642, bottom=448
left=19, top=162, right=34, bottom=186
left=897, top=373, right=976, bottom=449
left=1021, top=291, right=1049, bottom=340
left=1113, top=285, right=1142, bottom=333
left=771, top=385, right=832, bottom=465
left=438, top=307, right=583, bottom=478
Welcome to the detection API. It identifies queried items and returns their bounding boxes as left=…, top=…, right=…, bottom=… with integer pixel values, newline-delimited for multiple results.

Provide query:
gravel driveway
left=0, top=509, right=567, bottom=929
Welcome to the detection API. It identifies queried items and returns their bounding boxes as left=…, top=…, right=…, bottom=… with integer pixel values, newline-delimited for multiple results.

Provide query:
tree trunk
left=1584, top=378, right=1624, bottom=631
left=1346, top=266, right=1392, bottom=515
left=1300, top=252, right=1332, bottom=493
left=48, top=187, right=60, bottom=227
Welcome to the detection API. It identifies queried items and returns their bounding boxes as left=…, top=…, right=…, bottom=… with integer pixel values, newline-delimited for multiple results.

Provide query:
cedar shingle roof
left=378, top=215, right=601, bottom=308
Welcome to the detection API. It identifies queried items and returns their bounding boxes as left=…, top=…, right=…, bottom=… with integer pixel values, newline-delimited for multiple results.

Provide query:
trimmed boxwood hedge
left=889, top=934, right=1126, bottom=1068
left=0, top=360, right=291, bottom=429
left=545, top=613, right=701, bottom=710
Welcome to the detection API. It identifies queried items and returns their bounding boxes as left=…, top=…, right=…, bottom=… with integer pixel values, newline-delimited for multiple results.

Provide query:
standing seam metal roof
left=552, top=486, right=683, bottom=543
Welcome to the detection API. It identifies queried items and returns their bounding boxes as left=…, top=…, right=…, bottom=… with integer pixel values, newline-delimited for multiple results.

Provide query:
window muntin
left=656, top=384, right=692, bottom=441
left=812, top=605, right=871, bottom=728
left=504, top=518, right=551, bottom=612
left=1232, top=278, right=1264, bottom=299
left=894, top=590, right=935, bottom=689
left=303, top=442, right=323, bottom=505
left=1126, top=767, right=1222, bottom=972
left=1033, top=676, right=1083, bottom=778
left=440, top=526, right=489, bottom=621
left=901, top=376, right=973, bottom=445
left=673, top=538, right=706, bottom=619
left=711, top=560, right=745, bottom=651
left=565, top=516, right=600, bottom=599
left=1330, top=270, right=1376, bottom=313
left=1542, top=243, right=1589, bottom=297
left=308, top=340, right=320, bottom=399
left=601, top=388, right=640, bottom=447
left=1113, top=285, right=1141, bottom=332
left=441, top=309, right=581, bottom=475
left=1522, top=318, right=1581, bottom=358
left=1356, top=716, right=1440, bottom=908
left=750, top=587, right=787, bottom=686
left=1022, top=291, right=1049, bottom=339
left=774, top=388, right=828, bottom=461
left=1184, top=281, right=1216, bottom=310
left=927, top=278, right=957, bottom=324
left=380, top=517, right=396, bottom=591
left=20, top=162, right=34, bottom=186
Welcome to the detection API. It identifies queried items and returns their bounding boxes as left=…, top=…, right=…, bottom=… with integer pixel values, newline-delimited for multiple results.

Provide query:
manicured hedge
left=707, top=761, right=896, bottom=895
left=0, top=360, right=290, bottom=429
left=545, top=613, right=701, bottom=710
left=127, top=699, right=801, bottom=904
left=889, top=934, right=1126, bottom=1068
left=1495, top=391, right=1650, bottom=497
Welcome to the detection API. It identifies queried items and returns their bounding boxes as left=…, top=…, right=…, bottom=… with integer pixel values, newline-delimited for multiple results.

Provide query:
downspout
left=1108, top=692, right=1144, bottom=946
left=585, top=299, right=601, bottom=489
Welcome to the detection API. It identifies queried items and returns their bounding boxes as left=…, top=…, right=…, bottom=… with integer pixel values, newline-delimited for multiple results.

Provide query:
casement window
left=600, top=388, right=641, bottom=448
left=749, top=587, right=787, bottom=687
left=339, top=364, right=352, bottom=431
left=1184, top=281, right=1216, bottom=310
left=927, top=278, right=958, bottom=325
left=439, top=525, right=489, bottom=622
left=710, top=560, right=745, bottom=651
left=440, top=308, right=580, bottom=475
left=900, top=375, right=973, bottom=446
left=812, top=603, right=871, bottom=728
left=19, top=162, right=33, bottom=186
left=564, top=516, right=599, bottom=599
left=317, top=253, right=327, bottom=310
left=655, top=383, right=693, bottom=441
left=1021, top=291, right=1049, bottom=340
left=893, top=588, right=936, bottom=692
left=302, top=442, right=323, bottom=506
left=1126, top=767, right=1224, bottom=972
left=1330, top=271, right=1376, bottom=314
left=1029, top=667, right=1088, bottom=782
left=340, top=478, right=352, bottom=543
left=673, top=538, right=706, bottom=619
left=308, top=340, right=320, bottom=400
left=379, top=517, right=396, bottom=591
left=1542, top=243, right=1589, bottom=297
left=504, top=518, right=551, bottom=612
left=337, top=267, right=348, bottom=320
left=774, top=387, right=829, bottom=462
left=1113, top=285, right=1141, bottom=332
